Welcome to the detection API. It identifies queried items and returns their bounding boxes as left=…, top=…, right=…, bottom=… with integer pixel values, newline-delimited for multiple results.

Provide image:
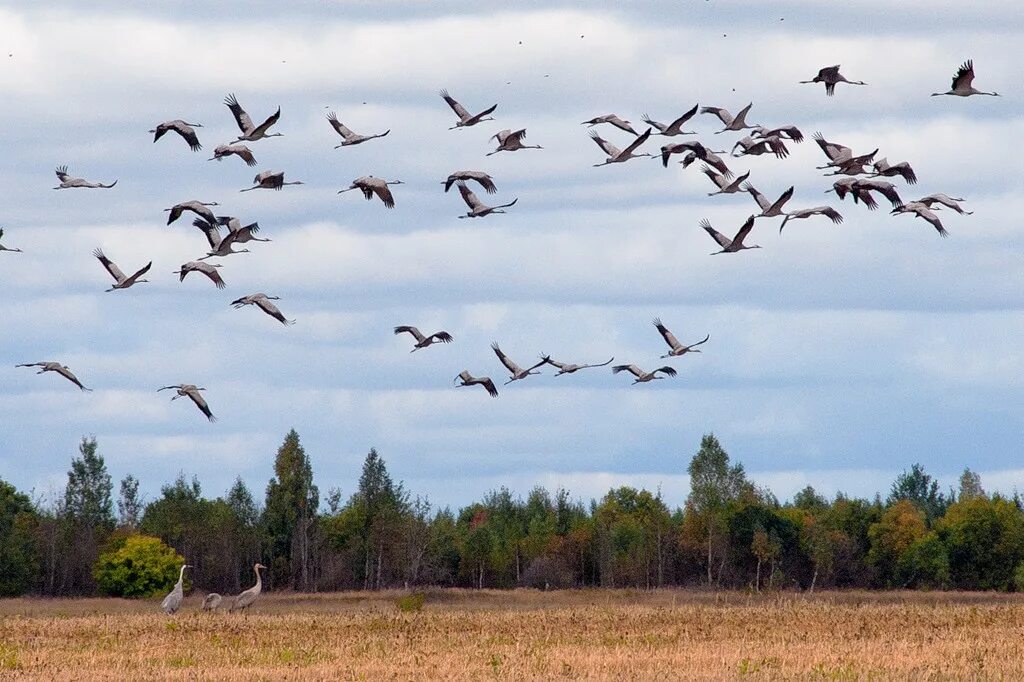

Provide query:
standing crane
left=0, top=228, right=22, bottom=253
left=700, top=103, right=759, bottom=134
left=150, top=120, right=202, bottom=151
left=394, top=326, right=453, bottom=351
left=487, top=129, right=543, bottom=155
left=643, top=104, right=699, bottom=136
left=209, top=144, right=257, bottom=167
left=800, top=65, right=866, bottom=96
left=778, top=206, right=844, bottom=233
left=491, top=343, right=546, bottom=384
left=158, top=384, right=216, bottom=422
left=327, top=111, right=389, bottom=147
left=700, top=216, right=760, bottom=254
left=743, top=184, right=795, bottom=218
left=590, top=128, right=653, bottom=166
left=53, top=166, right=116, bottom=189
left=653, top=319, right=709, bottom=358
left=931, top=60, right=999, bottom=97
left=165, top=200, right=219, bottom=226
left=16, top=362, right=91, bottom=391
left=161, top=564, right=191, bottom=614
left=917, top=194, right=972, bottom=214
left=581, top=114, right=639, bottom=135
left=539, top=355, right=614, bottom=376
left=230, top=563, right=266, bottom=612
left=455, top=182, right=517, bottom=218
left=440, top=90, right=497, bottom=129
left=240, top=171, right=304, bottom=192
left=93, top=249, right=152, bottom=292
left=703, top=166, right=750, bottom=196
left=443, top=171, right=496, bottom=194
left=231, top=293, right=294, bottom=325
left=612, top=364, right=677, bottom=384
left=891, top=202, right=949, bottom=237
left=224, top=94, right=282, bottom=141
left=337, top=176, right=404, bottom=208
left=454, top=371, right=498, bottom=397
left=173, top=261, right=226, bottom=289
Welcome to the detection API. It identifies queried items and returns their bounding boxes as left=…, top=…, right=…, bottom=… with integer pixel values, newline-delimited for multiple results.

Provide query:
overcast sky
left=1, top=1, right=1022, bottom=510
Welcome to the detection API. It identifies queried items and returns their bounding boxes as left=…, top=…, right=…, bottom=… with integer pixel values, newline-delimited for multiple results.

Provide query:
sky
left=1, top=1, right=1022, bottom=511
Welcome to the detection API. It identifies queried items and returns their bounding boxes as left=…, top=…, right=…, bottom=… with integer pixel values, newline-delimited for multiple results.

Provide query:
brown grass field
left=1, top=589, right=1023, bottom=680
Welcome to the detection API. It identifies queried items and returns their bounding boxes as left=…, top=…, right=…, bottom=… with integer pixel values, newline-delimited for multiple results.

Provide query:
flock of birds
left=5, top=58, right=997, bottom=415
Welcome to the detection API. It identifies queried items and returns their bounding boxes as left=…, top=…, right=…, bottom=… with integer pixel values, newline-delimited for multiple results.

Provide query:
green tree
left=888, top=464, right=946, bottom=524
left=263, top=429, right=319, bottom=590
left=64, top=437, right=114, bottom=529
left=117, top=475, right=142, bottom=529
left=0, top=480, right=39, bottom=596
left=93, top=534, right=184, bottom=598
left=936, top=495, right=1024, bottom=590
left=868, top=500, right=927, bottom=586
left=956, top=468, right=985, bottom=501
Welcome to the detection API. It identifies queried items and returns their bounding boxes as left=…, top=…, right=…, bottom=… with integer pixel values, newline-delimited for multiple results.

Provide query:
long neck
left=177, top=566, right=186, bottom=585
left=254, top=566, right=262, bottom=588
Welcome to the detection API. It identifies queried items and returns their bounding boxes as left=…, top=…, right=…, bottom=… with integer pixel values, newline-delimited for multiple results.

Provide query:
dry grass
left=1, top=589, right=1022, bottom=680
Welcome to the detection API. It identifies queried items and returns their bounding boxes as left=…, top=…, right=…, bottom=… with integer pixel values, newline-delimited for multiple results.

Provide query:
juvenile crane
left=202, top=593, right=223, bottom=611
left=581, top=114, right=639, bottom=135
left=53, top=166, right=116, bottom=189
left=653, top=319, right=710, bottom=358
left=225, top=94, right=282, bottom=141
left=231, top=293, right=294, bottom=325
left=539, top=355, right=614, bottom=375
left=173, top=261, right=226, bottom=289
left=800, top=65, right=866, bottom=96
left=455, top=182, right=517, bottom=218
left=778, top=206, right=844, bottom=233
left=701, top=215, right=760, bottom=254
left=931, top=60, right=999, bottom=97
left=158, top=384, right=216, bottom=422
left=93, top=249, right=151, bottom=292
left=492, top=343, right=546, bottom=384
left=917, top=193, right=972, bottom=214
left=165, top=200, right=219, bottom=225
left=209, top=144, right=257, bottom=167
left=150, top=120, right=202, bottom=151
left=0, top=228, right=22, bottom=253
left=337, top=176, right=404, bottom=208
left=327, top=111, right=389, bottom=147
left=440, top=90, right=497, bottom=129
left=394, top=326, right=454, bottom=351
left=643, top=105, right=699, bottom=136
left=161, top=564, right=191, bottom=615
left=454, top=370, right=498, bottom=397
left=443, top=171, right=496, bottom=194
left=701, top=103, right=758, bottom=134
left=612, top=364, right=677, bottom=384
left=230, top=563, right=266, bottom=612
left=16, top=362, right=91, bottom=391
left=892, top=202, right=949, bottom=237
left=240, top=171, right=304, bottom=192
left=487, top=129, right=542, bottom=155
left=590, top=128, right=652, bottom=166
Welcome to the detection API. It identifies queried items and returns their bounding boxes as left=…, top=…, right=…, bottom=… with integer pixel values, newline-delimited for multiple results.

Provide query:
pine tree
left=263, top=430, right=319, bottom=591
left=64, top=437, right=114, bottom=530
left=117, top=475, right=141, bottom=529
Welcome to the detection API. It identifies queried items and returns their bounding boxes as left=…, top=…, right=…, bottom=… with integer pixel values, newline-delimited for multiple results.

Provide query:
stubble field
left=1, top=589, right=1022, bottom=680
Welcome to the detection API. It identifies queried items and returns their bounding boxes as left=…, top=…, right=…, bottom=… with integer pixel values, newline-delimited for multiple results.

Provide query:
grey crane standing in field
left=744, top=184, right=795, bottom=218
left=327, top=111, right=389, bottom=147
left=487, top=129, right=543, bottom=155
left=800, top=65, right=866, bottom=96
left=440, top=90, right=497, bottom=129
left=779, top=206, right=844, bottom=233
left=455, top=370, right=499, bottom=397
left=539, top=355, right=614, bottom=375
left=232, top=293, right=294, bottom=325
left=869, top=158, right=918, bottom=184
left=161, top=564, right=191, bottom=615
left=701, top=103, right=758, bottom=134
left=732, top=135, right=789, bottom=159
left=590, top=128, right=653, bottom=166
left=932, top=60, right=999, bottom=97
left=165, top=200, right=219, bottom=225
left=158, top=384, right=216, bottom=422
left=230, top=563, right=266, bottom=612
left=643, top=104, right=699, bottom=136
left=443, top=171, right=496, bottom=194
left=455, top=181, right=517, bottom=218
left=225, top=94, right=283, bottom=141
left=16, top=362, right=92, bottom=391
left=209, top=144, right=257, bottom=167
left=150, top=120, right=202, bottom=151
left=202, top=593, right=223, bottom=611
left=492, top=343, right=546, bottom=384
left=653, top=319, right=709, bottom=358
left=337, top=176, right=404, bottom=208
left=703, top=166, right=750, bottom=196
left=612, top=363, right=677, bottom=384
left=0, top=228, right=22, bottom=253
left=917, top=193, right=972, bottom=214
left=93, top=249, right=152, bottom=292
left=581, top=114, right=639, bottom=135
left=212, top=216, right=269, bottom=244
left=53, top=166, right=116, bottom=189
left=701, top=215, right=760, bottom=254
left=173, top=261, right=226, bottom=289
left=891, top=202, right=949, bottom=237
left=240, top=171, right=304, bottom=192
left=751, top=125, right=804, bottom=143
left=394, top=326, right=454, bottom=351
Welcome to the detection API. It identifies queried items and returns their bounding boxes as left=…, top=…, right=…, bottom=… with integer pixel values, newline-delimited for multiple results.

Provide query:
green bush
left=395, top=592, right=426, bottom=613
left=1014, top=562, right=1024, bottom=592
left=93, top=534, right=185, bottom=598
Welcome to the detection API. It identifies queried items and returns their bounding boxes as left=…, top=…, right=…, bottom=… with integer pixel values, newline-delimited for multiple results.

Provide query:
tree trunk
left=755, top=557, right=761, bottom=593
left=810, top=566, right=818, bottom=593
left=707, top=526, right=714, bottom=585
left=376, top=544, right=383, bottom=590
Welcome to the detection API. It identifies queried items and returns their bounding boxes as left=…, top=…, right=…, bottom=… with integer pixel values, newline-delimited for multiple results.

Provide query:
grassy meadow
left=1, top=589, right=1022, bottom=680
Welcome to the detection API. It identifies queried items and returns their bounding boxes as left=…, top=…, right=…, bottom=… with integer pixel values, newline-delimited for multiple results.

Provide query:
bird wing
left=769, top=186, right=795, bottom=213
left=700, top=106, right=732, bottom=125
left=256, top=296, right=292, bottom=325
left=743, top=183, right=770, bottom=211
left=543, top=356, right=569, bottom=370
left=704, top=153, right=733, bottom=179
left=124, top=261, right=153, bottom=286
left=491, top=343, right=522, bottom=374
left=224, top=93, right=254, bottom=133
left=619, top=128, right=652, bottom=156
left=733, top=215, right=757, bottom=245
left=250, top=107, right=282, bottom=137
left=818, top=65, right=840, bottom=79
left=813, top=132, right=844, bottom=161
left=193, top=218, right=222, bottom=249
left=55, top=365, right=89, bottom=390
left=174, top=123, right=202, bottom=151
left=372, top=182, right=396, bottom=208
left=198, top=263, right=226, bottom=289
left=185, top=388, right=216, bottom=422
left=952, top=60, right=975, bottom=91
left=466, top=103, right=498, bottom=124
left=327, top=112, right=355, bottom=138
left=55, top=166, right=70, bottom=182
left=430, top=331, right=454, bottom=343
left=474, top=173, right=497, bottom=194
left=653, top=318, right=682, bottom=351
left=667, top=103, right=699, bottom=130
left=779, top=126, right=804, bottom=143
left=508, top=129, right=528, bottom=144
left=480, top=378, right=498, bottom=397
left=699, top=219, right=731, bottom=248
left=895, top=163, right=917, bottom=185
left=701, top=165, right=726, bottom=188
left=767, top=137, right=790, bottom=158
left=654, top=366, right=678, bottom=377
left=457, top=182, right=484, bottom=209
left=394, top=326, right=426, bottom=342
left=439, top=89, right=470, bottom=119
left=612, top=364, right=644, bottom=378
left=93, top=248, right=126, bottom=282
left=732, top=102, right=753, bottom=126
left=641, top=114, right=665, bottom=131
left=589, top=131, right=619, bottom=158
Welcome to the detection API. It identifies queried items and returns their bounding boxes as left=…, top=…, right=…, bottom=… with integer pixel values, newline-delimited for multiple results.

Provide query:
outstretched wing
left=55, top=365, right=90, bottom=391
left=667, top=103, right=699, bottom=130
left=55, top=166, right=71, bottom=182
left=654, top=366, right=678, bottom=377
left=620, top=128, right=652, bottom=156
left=480, top=378, right=498, bottom=397
left=394, top=325, right=426, bottom=342
left=186, top=389, right=216, bottom=422
left=251, top=107, right=281, bottom=137
left=224, top=93, right=254, bottom=133
left=653, top=318, right=682, bottom=351
left=458, top=182, right=483, bottom=209
left=429, top=331, right=454, bottom=344
left=439, top=89, right=470, bottom=119
left=256, top=297, right=293, bottom=325
left=372, top=183, right=396, bottom=209
left=733, top=215, right=757, bottom=245
left=951, top=60, right=975, bottom=91
left=700, top=106, right=733, bottom=125
left=92, top=248, right=126, bottom=282
left=700, top=219, right=731, bottom=249
left=589, top=131, right=618, bottom=158
left=491, top=342, right=522, bottom=374
left=612, top=364, right=644, bottom=379
left=327, top=112, right=355, bottom=138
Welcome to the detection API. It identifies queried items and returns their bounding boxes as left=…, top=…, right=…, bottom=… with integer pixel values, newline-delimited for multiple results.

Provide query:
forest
left=2, top=431, right=1023, bottom=598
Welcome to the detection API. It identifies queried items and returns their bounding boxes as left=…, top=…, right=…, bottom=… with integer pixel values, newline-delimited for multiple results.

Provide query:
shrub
left=396, top=592, right=426, bottom=613
left=93, top=534, right=185, bottom=598
left=1014, top=562, right=1024, bottom=592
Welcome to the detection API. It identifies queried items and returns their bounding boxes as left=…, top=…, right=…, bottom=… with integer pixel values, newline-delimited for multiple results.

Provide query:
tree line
left=2, top=430, right=1023, bottom=597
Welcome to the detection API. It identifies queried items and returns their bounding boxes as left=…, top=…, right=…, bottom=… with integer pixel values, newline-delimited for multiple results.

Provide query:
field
left=1, top=590, right=1023, bottom=680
